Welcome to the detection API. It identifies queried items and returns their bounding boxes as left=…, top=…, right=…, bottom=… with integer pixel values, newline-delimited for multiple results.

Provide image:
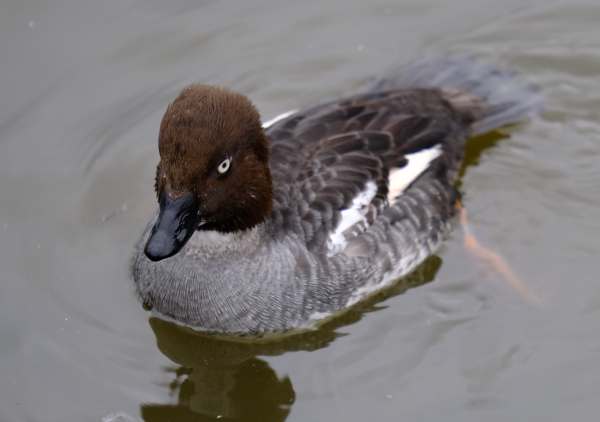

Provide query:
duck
left=131, top=56, right=541, bottom=335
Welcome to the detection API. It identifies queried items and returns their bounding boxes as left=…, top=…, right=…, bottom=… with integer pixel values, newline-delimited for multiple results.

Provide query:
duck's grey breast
left=132, top=223, right=376, bottom=334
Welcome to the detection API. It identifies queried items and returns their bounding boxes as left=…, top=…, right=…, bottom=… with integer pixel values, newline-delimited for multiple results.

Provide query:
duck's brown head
left=144, top=85, right=272, bottom=262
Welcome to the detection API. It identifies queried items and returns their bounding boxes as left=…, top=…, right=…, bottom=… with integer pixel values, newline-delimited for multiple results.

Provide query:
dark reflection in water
left=458, top=131, right=505, bottom=179
left=141, top=256, right=442, bottom=422
left=142, top=320, right=296, bottom=422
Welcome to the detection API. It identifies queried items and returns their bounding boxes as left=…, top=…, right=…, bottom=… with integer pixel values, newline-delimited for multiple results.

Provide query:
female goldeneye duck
left=132, top=56, right=541, bottom=335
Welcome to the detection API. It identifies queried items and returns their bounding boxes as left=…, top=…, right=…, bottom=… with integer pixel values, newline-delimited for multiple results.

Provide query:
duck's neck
left=184, top=225, right=263, bottom=258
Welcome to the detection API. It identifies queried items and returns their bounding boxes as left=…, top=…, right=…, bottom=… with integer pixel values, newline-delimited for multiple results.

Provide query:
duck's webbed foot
left=456, top=201, right=541, bottom=305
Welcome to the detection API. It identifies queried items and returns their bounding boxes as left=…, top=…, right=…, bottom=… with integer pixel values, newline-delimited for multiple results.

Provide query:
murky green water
left=1, top=1, right=600, bottom=421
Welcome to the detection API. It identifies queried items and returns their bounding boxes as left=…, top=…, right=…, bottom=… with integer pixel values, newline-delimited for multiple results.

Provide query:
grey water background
left=1, top=0, right=600, bottom=421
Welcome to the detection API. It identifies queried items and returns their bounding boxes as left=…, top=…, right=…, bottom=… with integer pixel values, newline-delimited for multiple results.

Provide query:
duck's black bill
left=144, top=192, right=200, bottom=262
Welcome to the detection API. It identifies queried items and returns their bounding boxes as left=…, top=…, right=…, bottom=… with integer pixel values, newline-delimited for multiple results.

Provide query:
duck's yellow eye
left=217, top=158, right=231, bottom=175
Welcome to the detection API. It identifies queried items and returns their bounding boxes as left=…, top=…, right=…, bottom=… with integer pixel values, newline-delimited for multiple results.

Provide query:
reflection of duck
left=140, top=257, right=442, bottom=421
left=131, top=56, right=541, bottom=334
left=142, top=354, right=293, bottom=421
left=142, top=318, right=298, bottom=422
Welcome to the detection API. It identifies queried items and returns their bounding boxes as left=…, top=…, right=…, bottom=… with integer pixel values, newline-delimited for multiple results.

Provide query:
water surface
left=1, top=1, right=600, bottom=421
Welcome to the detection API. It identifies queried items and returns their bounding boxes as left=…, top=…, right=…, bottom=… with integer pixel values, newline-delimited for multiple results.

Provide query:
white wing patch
left=327, top=181, right=377, bottom=256
left=262, top=110, right=297, bottom=129
left=387, top=145, right=442, bottom=202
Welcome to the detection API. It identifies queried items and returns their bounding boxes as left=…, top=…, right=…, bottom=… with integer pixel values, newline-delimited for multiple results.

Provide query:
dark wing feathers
left=267, top=89, right=471, bottom=252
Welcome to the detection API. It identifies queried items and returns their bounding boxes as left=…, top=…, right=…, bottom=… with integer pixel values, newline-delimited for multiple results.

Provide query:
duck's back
left=264, top=56, right=541, bottom=298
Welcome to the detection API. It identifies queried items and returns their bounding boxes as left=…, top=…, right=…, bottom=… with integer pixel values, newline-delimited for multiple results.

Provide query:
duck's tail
left=369, top=55, right=543, bottom=135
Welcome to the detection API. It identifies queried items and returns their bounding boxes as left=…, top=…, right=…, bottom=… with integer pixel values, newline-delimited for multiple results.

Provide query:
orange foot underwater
left=457, top=202, right=541, bottom=305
